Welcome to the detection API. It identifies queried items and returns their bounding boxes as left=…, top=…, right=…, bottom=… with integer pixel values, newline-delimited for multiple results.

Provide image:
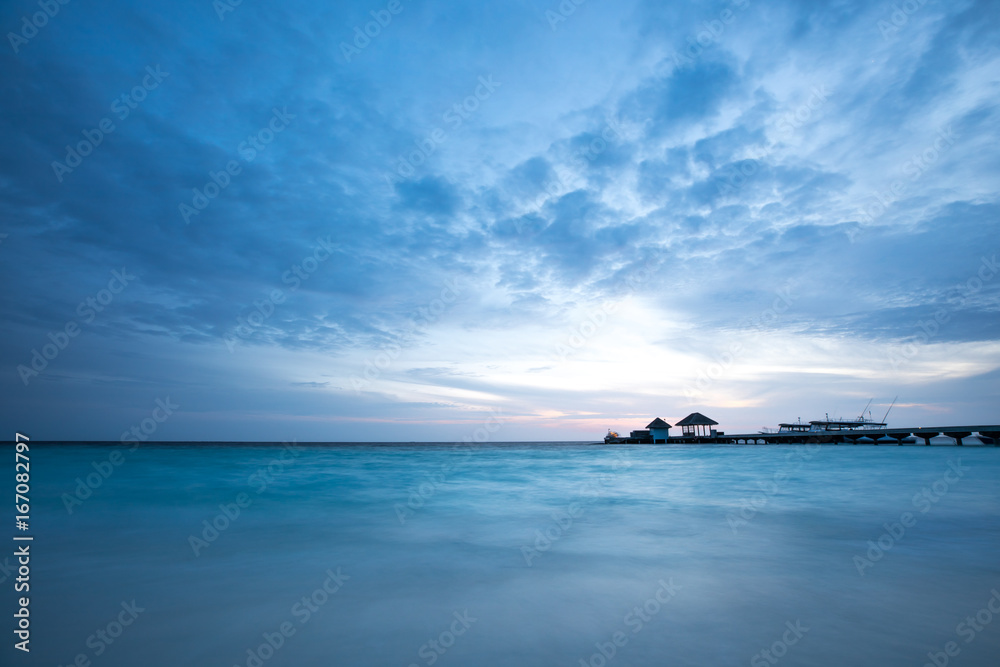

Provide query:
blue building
left=646, top=418, right=672, bottom=443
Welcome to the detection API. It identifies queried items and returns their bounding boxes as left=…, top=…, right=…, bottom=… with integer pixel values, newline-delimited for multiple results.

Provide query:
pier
left=647, top=425, right=1000, bottom=446
left=604, top=412, right=1000, bottom=445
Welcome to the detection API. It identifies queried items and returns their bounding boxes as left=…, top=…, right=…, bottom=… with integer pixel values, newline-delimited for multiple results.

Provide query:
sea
left=7, top=442, right=1000, bottom=667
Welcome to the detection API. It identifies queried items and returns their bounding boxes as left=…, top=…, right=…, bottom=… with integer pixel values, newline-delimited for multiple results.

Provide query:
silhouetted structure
left=602, top=409, right=998, bottom=445
left=646, top=418, right=671, bottom=443
left=675, top=412, right=718, bottom=438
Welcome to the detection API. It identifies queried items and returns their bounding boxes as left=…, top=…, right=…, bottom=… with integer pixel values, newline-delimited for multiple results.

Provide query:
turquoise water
left=6, top=442, right=1000, bottom=666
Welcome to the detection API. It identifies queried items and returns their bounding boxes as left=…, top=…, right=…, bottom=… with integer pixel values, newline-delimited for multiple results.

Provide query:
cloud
left=2, top=0, right=999, bottom=439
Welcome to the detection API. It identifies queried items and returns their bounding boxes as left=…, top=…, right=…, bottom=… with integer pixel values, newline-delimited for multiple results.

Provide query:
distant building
left=675, top=412, right=718, bottom=437
left=646, top=418, right=671, bottom=443
left=605, top=413, right=717, bottom=444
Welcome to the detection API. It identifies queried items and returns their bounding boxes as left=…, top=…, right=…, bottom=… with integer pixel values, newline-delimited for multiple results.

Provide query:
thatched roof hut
left=675, top=412, right=718, bottom=437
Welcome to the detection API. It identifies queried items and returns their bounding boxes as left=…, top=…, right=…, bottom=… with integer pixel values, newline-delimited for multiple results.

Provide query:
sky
left=1, top=0, right=999, bottom=442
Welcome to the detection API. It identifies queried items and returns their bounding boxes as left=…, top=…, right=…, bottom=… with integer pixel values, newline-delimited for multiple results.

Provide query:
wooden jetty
left=604, top=411, right=1000, bottom=446
left=670, top=425, right=1000, bottom=446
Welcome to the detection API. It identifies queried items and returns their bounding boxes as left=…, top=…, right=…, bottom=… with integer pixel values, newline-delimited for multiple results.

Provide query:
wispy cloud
left=2, top=0, right=998, bottom=439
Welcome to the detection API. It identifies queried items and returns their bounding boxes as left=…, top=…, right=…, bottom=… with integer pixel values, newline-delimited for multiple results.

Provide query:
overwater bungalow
left=675, top=412, right=719, bottom=438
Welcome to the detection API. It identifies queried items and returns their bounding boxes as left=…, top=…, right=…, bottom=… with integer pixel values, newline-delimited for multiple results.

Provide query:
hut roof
left=675, top=412, right=718, bottom=426
left=646, top=418, right=672, bottom=429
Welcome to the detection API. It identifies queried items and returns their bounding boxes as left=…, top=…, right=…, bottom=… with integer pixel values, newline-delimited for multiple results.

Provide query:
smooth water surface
left=6, top=442, right=1000, bottom=666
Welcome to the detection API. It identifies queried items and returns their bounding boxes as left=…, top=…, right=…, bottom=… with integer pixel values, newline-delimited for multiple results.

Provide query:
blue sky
left=2, top=0, right=998, bottom=441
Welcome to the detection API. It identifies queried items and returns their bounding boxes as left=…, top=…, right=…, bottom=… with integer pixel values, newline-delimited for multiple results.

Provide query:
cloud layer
left=2, top=0, right=999, bottom=440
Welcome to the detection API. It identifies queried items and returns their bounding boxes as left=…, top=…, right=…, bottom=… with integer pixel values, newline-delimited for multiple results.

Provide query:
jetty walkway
left=651, top=425, right=1000, bottom=446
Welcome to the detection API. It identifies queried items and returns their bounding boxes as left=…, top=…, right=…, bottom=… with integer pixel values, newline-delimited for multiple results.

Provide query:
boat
left=764, top=399, right=895, bottom=434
